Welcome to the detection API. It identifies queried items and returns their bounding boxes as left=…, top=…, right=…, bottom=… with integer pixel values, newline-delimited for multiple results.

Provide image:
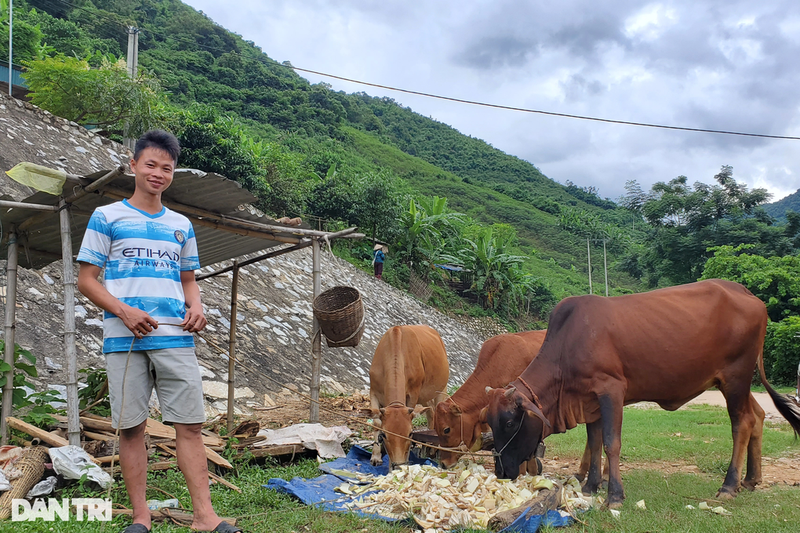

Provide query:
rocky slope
left=0, top=92, right=498, bottom=418
left=1, top=248, right=495, bottom=416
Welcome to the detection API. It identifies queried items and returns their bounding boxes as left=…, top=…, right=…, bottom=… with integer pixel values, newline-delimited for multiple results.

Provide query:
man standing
left=76, top=130, right=241, bottom=533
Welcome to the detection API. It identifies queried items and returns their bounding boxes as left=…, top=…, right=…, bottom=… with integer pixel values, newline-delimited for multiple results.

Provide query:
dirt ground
left=250, top=391, right=800, bottom=487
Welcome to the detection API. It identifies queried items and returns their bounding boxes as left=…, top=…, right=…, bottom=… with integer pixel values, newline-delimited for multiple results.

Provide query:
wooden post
left=603, top=240, right=609, bottom=297
left=226, top=261, right=239, bottom=434
left=59, top=200, right=80, bottom=446
left=587, top=238, right=592, bottom=295
left=310, top=237, right=321, bottom=423
left=1, top=227, right=18, bottom=444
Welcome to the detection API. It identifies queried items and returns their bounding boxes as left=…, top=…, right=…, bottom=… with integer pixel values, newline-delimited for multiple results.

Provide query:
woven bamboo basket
left=313, top=286, right=365, bottom=348
left=0, top=446, right=49, bottom=519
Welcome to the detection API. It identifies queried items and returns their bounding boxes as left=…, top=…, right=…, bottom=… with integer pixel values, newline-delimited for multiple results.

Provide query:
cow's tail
left=757, top=349, right=800, bottom=437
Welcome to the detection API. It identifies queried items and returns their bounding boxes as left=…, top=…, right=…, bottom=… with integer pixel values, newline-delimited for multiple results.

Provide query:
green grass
left=551, top=471, right=800, bottom=533
left=545, top=405, right=798, bottom=474
left=11, top=406, right=800, bottom=532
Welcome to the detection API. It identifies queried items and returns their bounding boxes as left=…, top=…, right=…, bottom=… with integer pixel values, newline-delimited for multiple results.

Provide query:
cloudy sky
left=184, top=0, right=800, bottom=202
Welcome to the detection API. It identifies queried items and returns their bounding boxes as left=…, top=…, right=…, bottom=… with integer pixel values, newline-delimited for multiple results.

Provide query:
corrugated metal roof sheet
left=0, top=169, right=315, bottom=269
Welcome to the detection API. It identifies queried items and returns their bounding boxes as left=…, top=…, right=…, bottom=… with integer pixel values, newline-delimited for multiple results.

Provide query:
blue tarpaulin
left=264, top=446, right=574, bottom=532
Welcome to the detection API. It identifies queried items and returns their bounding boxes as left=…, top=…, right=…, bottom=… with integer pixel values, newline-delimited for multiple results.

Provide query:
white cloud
left=184, top=0, right=800, bottom=202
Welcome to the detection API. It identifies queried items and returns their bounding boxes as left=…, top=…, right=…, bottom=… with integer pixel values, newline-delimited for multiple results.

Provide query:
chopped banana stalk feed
left=337, top=461, right=598, bottom=530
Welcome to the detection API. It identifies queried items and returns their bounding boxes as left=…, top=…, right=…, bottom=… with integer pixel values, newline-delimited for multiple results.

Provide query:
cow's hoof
left=715, top=489, right=736, bottom=500
left=370, top=458, right=382, bottom=467
left=581, top=483, right=599, bottom=495
left=741, top=479, right=759, bottom=491
left=606, top=500, right=623, bottom=510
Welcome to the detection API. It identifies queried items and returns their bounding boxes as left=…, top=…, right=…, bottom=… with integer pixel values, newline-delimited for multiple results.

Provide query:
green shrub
left=763, top=317, right=800, bottom=386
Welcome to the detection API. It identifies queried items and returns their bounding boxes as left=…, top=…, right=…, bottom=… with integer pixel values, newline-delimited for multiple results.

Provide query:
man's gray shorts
left=105, top=347, right=206, bottom=430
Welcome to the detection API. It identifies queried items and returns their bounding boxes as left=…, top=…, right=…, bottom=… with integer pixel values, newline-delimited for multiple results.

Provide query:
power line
left=284, top=65, right=800, bottom=141
left=34, top=0, right=800, bottom=141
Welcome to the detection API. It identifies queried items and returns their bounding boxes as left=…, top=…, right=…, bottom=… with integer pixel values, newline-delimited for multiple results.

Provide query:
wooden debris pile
left=5, top=415, right=307, bottom=488
left=339, top=461, right=598, bottom=531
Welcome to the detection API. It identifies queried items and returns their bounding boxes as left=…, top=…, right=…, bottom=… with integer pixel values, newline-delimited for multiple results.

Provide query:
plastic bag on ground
left=49, top=445, right=112, bottom=489
left=26, top=476, right=58, bottom=498
left=254, top=423, right=352, bottom=458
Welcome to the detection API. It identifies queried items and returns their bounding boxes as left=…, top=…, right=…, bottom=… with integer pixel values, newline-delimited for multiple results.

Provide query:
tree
left=306, top=167, right=408, bottom=240
left=701, top=245, right=800, bottom=386
left=459, top=225, right=527, bottom=311
left=396, top=196, right=464, bottom=280
left=637, top=166, right=787, bottom=285
left=701, top=244, right=800, bottom=322
left=168, top=104, right=310, bottom=216
left=619, top=179, right=648, bottom=229
left=23, top=55, right=167, bottom=138
left=0, top=2, right=48, bottom=64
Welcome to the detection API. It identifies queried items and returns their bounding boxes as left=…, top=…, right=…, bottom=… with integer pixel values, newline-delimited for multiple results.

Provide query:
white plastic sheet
left=49, top=445, right=112, bottom=489
left=254, top=423, right=352, bottom=458
left=26, top=476, right=58, bottom=498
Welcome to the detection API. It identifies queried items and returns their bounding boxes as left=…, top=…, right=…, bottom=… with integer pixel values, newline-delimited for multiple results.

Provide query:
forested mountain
left=763, top=190, right=800, bottom=222
left=4, top=0, right=800, bottom=384
left=12, top=0, right=637, bottom=304
left=14, top=0, right=799, bottom=333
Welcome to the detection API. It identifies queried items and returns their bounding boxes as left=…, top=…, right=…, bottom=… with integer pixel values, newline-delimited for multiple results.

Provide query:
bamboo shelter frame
left=0, top=165, right=363, bottom=444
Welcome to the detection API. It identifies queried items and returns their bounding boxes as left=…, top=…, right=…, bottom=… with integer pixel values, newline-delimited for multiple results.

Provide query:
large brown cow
left=433, top=330, right=601, bottom=479
left=369, top=325, right=449, bottom=468
left=432, top=331, right=547, bottom=469
left=483, top=279, right=800, bottom=509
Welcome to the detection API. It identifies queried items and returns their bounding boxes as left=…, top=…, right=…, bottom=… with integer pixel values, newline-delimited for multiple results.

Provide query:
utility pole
left=123, top=26, right=139, bottom=149
left=587, top=238, right=592, bottom=295
left=8, top=0, right=12, bottom=96
left=603, top=239, right=609, bottom=297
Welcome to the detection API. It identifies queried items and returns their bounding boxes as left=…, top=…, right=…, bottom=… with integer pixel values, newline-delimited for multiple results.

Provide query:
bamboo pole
left=0, top=200, right=59, bottom=211
left=17, top=167, right=123, bottom=233
left=197, top=241, right=312, bottom=281
left=188, top=216, right=302, bottom=244
left=6, top=417, right=70, bottom=447
left=227, top=261, right=239, bottom=434
left=196, top=228, right=359, bottom=281
left=1, top=227, right=18, bottom=444
left=59, top=199, right=80, bottom=446
left=99, top=186, right=351, bottom=238
left=309, top=237, right=321, bottom=423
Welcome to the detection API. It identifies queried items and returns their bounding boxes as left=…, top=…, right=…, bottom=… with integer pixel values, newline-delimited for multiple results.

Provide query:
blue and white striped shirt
left=77, top=199, right=200, bottom=353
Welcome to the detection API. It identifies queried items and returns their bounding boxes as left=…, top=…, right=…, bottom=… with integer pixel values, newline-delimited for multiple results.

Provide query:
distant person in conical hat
left=372, top=243, right=386, bottom=280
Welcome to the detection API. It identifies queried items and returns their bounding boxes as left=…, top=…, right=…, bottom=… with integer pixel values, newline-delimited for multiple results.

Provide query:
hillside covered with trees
left=5, top=0, right=800, bottom=373
left=763, top=189, right=800, bottom=222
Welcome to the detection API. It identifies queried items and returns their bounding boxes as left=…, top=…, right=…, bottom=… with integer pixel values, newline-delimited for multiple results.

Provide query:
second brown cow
left=431, top=330, right=547, bottom=469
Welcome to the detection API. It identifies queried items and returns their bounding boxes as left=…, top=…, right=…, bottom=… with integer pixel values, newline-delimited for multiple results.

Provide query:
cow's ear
left=372, top=418, right=382, bottom=429
left=449, top=403, right=462, bottom=415
left=379, top=407, right=386, bottom=416
left=469, top=422, right=484, bottom=452
left=478, top=406, right=488, bottom=424
left=525, top=407, right=551, bottom=429
left=516, top=395, right=551, bottom=429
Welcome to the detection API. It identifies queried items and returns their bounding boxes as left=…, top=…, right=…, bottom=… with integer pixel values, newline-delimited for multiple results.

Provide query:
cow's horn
left=485, top=386, right=493, bottom=395
left=504, top=386, right=517, bottom=398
